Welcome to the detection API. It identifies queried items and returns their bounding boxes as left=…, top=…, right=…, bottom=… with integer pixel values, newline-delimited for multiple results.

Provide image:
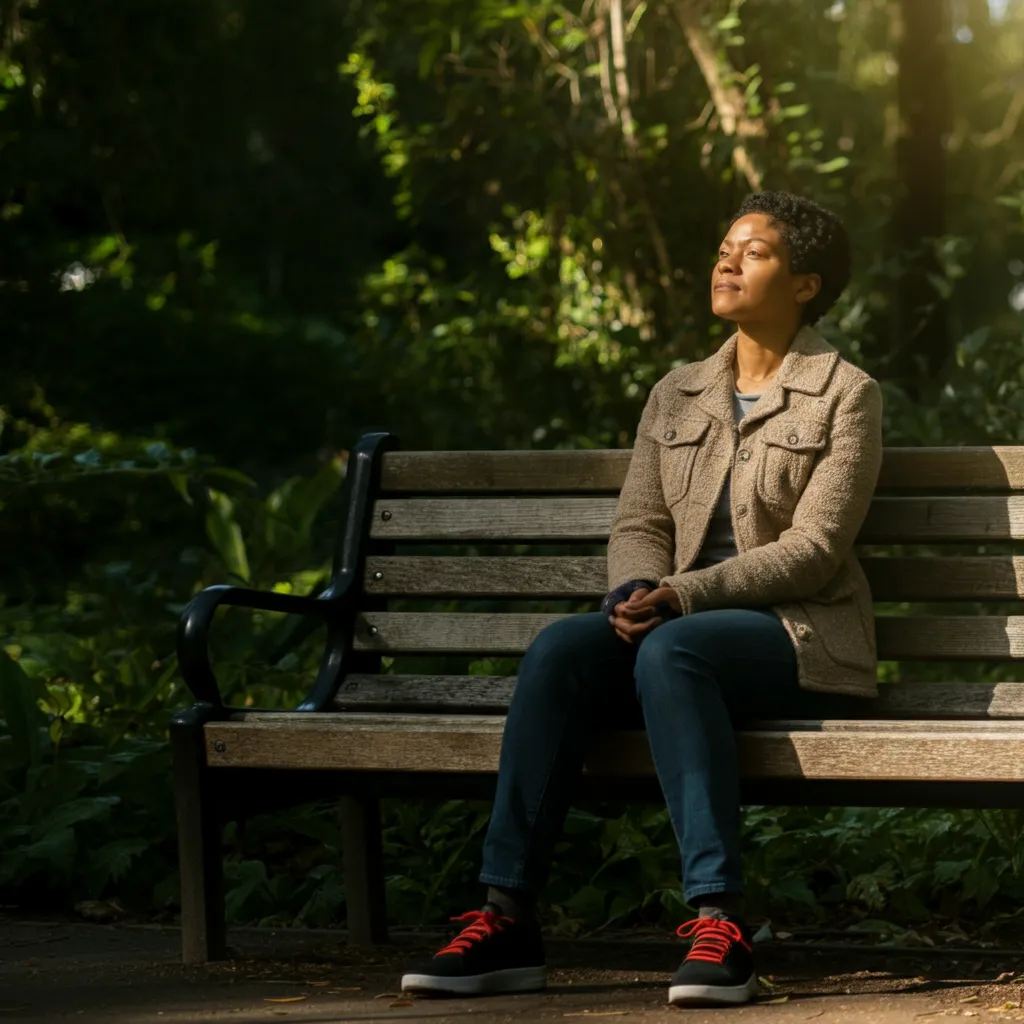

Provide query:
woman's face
left=710, top=213, right=820, bottom=327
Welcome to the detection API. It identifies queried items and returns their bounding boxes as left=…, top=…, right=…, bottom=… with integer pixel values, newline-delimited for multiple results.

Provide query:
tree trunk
left=892, top=0, right=950, bottom=393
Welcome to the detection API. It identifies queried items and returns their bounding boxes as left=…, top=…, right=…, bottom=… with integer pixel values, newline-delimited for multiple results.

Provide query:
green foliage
left=1, top=0, right=1024, bottom=936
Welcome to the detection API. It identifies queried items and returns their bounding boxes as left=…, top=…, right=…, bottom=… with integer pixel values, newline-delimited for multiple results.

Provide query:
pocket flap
left=761, top=418, right=828, bottom=453
left=646, top=416, right=711, bottom=448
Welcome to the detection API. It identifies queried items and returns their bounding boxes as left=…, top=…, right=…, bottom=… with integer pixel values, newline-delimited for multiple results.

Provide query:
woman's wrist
left=601, top=579, right=658, bottom=618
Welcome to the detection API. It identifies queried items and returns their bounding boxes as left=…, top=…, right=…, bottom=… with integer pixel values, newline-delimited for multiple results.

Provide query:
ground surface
left=4, top=920, right=1024, bottom=1024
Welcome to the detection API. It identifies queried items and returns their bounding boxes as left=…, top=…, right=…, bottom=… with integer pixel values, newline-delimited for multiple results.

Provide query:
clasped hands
left=608, top=587, right=682, bottom=644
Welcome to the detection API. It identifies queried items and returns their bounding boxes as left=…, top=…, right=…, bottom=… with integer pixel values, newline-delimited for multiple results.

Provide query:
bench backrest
left=338, top=446, right=1024, bottom=721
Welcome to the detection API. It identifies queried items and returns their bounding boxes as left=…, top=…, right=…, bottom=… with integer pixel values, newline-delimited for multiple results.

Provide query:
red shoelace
left=436, top=909, right=512, bottom=956
left=675, top=917, right=750, bottom=964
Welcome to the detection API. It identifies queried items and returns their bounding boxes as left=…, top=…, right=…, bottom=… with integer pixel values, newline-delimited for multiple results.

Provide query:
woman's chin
left=711, top=295, right=746, bottom=320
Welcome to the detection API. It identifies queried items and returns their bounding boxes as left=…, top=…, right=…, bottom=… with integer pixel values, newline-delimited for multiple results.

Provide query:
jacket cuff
left=601, top=578, right=658, bottom=618
left=659, top=574, right=695, bottom=617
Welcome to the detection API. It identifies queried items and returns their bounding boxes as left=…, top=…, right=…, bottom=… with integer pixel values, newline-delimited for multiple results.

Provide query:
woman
left=401, top=191, right=883, bottom=1007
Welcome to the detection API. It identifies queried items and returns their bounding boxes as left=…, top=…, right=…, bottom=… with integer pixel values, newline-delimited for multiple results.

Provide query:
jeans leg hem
left=479, top=872, right=533, bottom=892
left=684, top=883, right=743, bottom=901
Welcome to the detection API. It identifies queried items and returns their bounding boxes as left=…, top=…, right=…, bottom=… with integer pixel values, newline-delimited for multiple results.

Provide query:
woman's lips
left=714, top=282, right=740, bottom=291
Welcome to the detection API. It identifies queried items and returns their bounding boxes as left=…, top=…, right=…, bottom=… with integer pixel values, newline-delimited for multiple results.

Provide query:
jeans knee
left=633, top=626, right=675, bottom=697
left=633, top=619, right=715, bottom=705
left=516, top=615, right=606, bottom=698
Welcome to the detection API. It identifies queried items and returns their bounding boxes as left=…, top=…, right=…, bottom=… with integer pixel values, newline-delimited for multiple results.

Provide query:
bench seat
left=208, top=711, right=1024, bottom=783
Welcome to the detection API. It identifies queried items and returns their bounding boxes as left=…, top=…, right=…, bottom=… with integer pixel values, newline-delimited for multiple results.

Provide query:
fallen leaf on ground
left=776, top=931, right=793, bottom=940
left=374, top=992, right=400, bottom=1000
left=962, top=996, right=981, bottom=1003
left=758, top=995, right=790, bottom=1005
left=995, top=973, right=1017, bottom=984
left=264, top=996, right=307, bottom=1004
left=758, top=976, right=777, bottom=989
left=307, top=981, right=331, bottom=987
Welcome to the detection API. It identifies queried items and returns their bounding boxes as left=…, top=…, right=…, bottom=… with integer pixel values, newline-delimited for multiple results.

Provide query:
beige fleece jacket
left=607, top=326, right=884, bottom=698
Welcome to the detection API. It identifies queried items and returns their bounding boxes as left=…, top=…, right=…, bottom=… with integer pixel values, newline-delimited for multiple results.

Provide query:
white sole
left=668, top=973, right=759, bottom=1006
left=402, top=965, right=547, bottom=996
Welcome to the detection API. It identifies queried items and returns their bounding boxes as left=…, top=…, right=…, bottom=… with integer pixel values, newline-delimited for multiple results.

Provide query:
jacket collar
left=673, top=326, right=839, bottom=427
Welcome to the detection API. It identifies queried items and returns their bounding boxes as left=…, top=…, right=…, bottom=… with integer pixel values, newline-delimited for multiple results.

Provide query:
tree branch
left=672, top=0, right=764, bottom=190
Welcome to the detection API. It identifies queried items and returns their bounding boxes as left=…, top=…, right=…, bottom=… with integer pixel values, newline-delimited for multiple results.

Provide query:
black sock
left=485, top=885, right=536, bottom=925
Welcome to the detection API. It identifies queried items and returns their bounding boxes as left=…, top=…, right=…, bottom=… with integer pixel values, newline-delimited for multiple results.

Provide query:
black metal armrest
left=177, top=585, right=338, bottom=708
left=175, top=432, right=399, bottom=715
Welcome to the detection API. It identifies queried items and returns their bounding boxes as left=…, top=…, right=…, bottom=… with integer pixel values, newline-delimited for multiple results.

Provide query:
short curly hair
left=732, top=191, right=851, bottom=324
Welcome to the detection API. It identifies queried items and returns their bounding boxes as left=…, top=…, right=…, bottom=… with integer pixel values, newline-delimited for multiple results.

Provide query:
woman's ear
left=794, top=273, right=822, bottom=307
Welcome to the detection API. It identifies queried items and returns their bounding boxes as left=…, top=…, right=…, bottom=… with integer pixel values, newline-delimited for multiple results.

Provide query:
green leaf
left=815, top=156, right=850, bottom=174
left=205, top=491, right=250, bottom=583
left=0, top=652, right=47, bottom=770
left=168, top=472, right=193, bottom=506
left=32, top=796, right=120, bottom=838
left=89, top=838, right=151, bottom=892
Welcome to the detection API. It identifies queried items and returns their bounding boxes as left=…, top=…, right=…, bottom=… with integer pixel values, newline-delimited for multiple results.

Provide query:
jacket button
left=737, top=449, right=750, bottom=462
left=787, top=432, right=799, bottom=445
left=663, top=429, right=676, bottom=441
left=735, top=504, right=748, bottom=517
left=795, top=624, right=813, bottom=641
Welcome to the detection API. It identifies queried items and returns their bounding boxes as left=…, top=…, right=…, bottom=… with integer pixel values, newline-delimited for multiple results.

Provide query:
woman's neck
left=733, top=322, right=800, bottom=390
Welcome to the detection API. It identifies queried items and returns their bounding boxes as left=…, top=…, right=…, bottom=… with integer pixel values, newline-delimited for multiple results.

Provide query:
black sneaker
left=668, top=914, right=758, bottom=1006
left=401, top=905, right=546, bottom=996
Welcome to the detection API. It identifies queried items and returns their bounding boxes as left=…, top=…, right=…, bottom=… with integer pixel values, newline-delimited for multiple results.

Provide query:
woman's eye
left=718, top=250, right=729, bottom=259
left=746, top=249, right=762, bottom=258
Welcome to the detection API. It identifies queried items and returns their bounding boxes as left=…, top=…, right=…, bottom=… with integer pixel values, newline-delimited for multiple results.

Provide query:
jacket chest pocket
left=646, top=416, right=711, bottom=507
left=757, top=418, right=828, bottom=511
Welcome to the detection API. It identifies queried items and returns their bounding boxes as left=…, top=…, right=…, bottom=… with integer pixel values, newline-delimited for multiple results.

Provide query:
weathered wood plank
left=379, top=448, right=1024, bottom=495
left=369, top=496, right=1024, bottom=543
left=204, top=713, right=1024, bottom=781
left=862, top=497, right=1024, bottom=543
left=363, top=556, right=608, bottom=597
left=353, top=612, right=1024, bottom=661
left=333, top=675, right=1024, bottom=719
left=862, top=557, right=1024, bottom=602
left=874, top=617, right=1024, bottom=661
left=370, top=497, right=618, bottom=541
left=381, top=450, right=631, bottom=493
left=364, top=555, right=1024, bottom=601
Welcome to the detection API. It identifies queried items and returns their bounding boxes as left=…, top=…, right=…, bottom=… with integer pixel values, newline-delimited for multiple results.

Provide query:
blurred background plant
left=2, top=0, right=1024, bottom=937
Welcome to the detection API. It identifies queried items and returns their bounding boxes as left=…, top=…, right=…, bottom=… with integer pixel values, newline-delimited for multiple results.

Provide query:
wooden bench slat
left=369, top=496, right=1024, bottom=543
left=364, top=555, right=1024, bottom=601
left=334, top=675, right=1024, bottom=719
left=353, top=612, right=1024, bottom=661
left=205, top=714, right=1024, bottom=781
left=380, top=448, right=1024, bottom=494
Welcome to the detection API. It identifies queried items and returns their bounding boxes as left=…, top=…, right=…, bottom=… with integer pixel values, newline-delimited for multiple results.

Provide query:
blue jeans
left=479, top=609, right=805, bottom=903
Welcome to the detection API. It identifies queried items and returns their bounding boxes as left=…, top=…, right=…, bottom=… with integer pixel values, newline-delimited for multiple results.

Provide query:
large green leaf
left=205, top=491, right=251, bottom=583
left=0, top=652, right=47, bottom=770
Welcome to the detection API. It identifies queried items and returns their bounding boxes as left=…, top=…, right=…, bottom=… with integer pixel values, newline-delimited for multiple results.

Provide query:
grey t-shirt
left=693, top=392, right=761, bottom=567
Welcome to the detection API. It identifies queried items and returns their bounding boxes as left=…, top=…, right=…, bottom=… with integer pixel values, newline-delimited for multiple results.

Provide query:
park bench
left=171, top=432, right=1024, bottom=964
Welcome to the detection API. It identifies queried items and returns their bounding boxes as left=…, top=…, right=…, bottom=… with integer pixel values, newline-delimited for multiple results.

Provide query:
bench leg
left=171, top=705, right=227, bottom=964
left=340, top=794, right=389, bottom=944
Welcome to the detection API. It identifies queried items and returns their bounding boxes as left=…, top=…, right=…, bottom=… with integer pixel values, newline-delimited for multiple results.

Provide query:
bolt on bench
left=171, top=433, right=1024, bottom=963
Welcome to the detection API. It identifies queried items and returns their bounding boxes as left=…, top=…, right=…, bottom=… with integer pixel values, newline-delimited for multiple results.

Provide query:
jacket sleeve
left=606, top=384, right=676, bottom=590
left=660, top=377, right=883, bottom=614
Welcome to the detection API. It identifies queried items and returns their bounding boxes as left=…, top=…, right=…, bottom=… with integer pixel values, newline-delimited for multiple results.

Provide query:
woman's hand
left=609, top=587, right=683, bottom=644
left=633, top=587, right=682, bottom=617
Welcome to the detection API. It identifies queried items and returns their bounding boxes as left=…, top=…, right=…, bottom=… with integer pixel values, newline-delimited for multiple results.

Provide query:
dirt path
left=3, top=920, right=1024, bottom=1023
